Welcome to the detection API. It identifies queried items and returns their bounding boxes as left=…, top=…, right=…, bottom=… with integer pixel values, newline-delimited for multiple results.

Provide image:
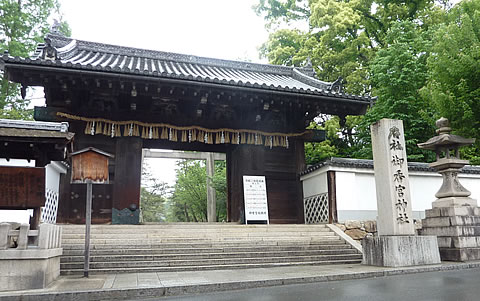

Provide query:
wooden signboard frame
left=0, top=166, right=45, bottom=209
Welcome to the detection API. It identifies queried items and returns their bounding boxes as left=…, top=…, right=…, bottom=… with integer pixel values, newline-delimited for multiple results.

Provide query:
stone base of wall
left=0, top=248, right=62, bottom=291
left=421, top=206, right=480, bottom=261
left=362, top=236, right=441, bottom=267
left=336, top=220, right=423, bottom=242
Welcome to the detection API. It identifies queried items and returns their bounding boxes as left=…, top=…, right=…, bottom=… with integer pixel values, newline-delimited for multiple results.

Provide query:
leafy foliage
left=140, top=165, right=168, bottom=222
left=0, top=0, right=70, bottom=119
left=355, top=21, right=437, bottom=162
left=256, top=0, right=477, bottom=164
left=166, top=160, right=227, bottom=222
left=423, top=0, right=480, bottom=164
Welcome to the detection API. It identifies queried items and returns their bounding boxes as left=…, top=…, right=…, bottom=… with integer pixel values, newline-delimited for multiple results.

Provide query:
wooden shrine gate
left=0, top=33, right=371, bottom=224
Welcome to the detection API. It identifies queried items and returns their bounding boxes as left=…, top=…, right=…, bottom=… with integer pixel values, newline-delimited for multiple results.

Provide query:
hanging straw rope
left=57, top=112, right=308, bottom=148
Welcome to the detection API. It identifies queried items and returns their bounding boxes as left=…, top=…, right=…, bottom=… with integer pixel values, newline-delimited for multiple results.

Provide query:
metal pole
left=84, top=180, right=92, bottom=277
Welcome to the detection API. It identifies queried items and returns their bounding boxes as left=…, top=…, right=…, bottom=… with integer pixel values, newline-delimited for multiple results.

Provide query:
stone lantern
left=418, top=117, right=476, bottom=208
left=419, top=117, right=480, bottom=261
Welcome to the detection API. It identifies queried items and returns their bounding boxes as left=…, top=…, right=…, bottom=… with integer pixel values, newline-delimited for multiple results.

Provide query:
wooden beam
left=143, top=149, right=226, bottom=161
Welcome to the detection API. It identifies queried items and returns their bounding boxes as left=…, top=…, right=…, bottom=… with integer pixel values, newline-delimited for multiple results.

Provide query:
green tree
left=0, top=0, right=70, bottom=119
left=256, top=0, right=438, bottom=94
left=140, top=165, right=168, bottom=222
left=256, top=0, right=447, bottom=163
left=167, top=159, right=227, bottom=222
left=354, top=20, right=437, bottom=162
left=423, top=0, right=480, bottom=164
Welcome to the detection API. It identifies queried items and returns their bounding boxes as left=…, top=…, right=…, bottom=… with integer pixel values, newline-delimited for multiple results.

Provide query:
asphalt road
left=138, top=267, right=480, bottom=301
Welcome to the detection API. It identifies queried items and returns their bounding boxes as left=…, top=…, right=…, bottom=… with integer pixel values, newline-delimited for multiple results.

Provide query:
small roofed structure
left=0, top=119, right=73, bottom=165
left=0, top=119, right=74, bottom=227
left=70, top=147, right=113, bottom=184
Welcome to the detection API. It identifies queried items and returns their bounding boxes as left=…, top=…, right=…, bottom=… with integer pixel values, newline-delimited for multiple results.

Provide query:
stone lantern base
left=421, top=204, right=480, bottom=261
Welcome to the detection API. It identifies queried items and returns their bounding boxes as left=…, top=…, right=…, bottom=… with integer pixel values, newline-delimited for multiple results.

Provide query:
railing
left=0, top=223, right=62, bottom=250
left=304, top=192, right=329, bottom=224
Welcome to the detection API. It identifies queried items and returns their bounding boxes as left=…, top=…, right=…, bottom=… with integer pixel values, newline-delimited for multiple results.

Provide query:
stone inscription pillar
left=363, top=119, right=440, bottom=267
left=371, top=119, right=414, bottom=236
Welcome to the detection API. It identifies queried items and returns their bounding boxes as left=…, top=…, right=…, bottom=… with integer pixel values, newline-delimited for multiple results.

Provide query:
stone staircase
left=59, top=223, right=362, bottom=275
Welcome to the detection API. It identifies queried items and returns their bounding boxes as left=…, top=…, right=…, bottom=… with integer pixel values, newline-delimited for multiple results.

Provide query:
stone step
left=58, top=224, right=360, bottom=276
left=421, top=226, right=480, bottom=237
left=60, top=224, right=329, bottom=233
left=61, top=236, right=342, bottom=246
left=61, top=244, right=352, bottom=256
left=61, top=253, right=362, bottom=269
left=61, top=231, right=333, bottom=239
left=61, top=248, right=359, bottom=262
left=61, top=239, right=344, bottom=250
left=60, top=259, right=362, bottom=275
left=439, top=247, right=480, bottom=261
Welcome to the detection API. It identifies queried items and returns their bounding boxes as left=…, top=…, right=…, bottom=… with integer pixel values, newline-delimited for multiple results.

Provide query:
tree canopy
left=422, top=0, right=480, bottom=163
left=256, top=0, right=480, bottom=164
left=0, top=0, right=70, bottom=119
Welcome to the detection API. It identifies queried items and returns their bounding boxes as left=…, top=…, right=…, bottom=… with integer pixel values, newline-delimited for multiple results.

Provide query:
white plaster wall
left=336, top=172, right=357, bottom=210
left=45, top=162, right=66, bottom=194
left=301, top=170, right=328, bottom=198
left=302, top=166, right=480, bottom=221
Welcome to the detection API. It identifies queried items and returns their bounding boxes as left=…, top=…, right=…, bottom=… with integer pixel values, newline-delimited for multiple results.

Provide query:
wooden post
left=84, top=180, right=92, bottom=277
left=327, top=171, right=338, bottom=224
left=206, top=152, right=216, bottom=223
left=112, top=137, right=142, bottom=224
left=69, top=147, right=113, bottom=277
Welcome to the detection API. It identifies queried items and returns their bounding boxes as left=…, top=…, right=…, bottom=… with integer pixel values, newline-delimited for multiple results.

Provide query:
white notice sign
left=243, top=175, right=269, bottom=224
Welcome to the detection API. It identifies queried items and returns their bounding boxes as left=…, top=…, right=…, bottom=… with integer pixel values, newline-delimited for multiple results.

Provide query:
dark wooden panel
left=266, top=179, right=299, bottom=224
left=0, top=166, right=45, bottom=209
left=227, top=140, right=305, bottom=224
left=57, top=181, right=113, bottom=224
left=112, top=137, right=142, bottom=213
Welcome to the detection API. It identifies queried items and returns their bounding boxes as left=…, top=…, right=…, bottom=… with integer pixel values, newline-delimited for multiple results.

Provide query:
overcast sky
left=59, top=0, right=269, bottom=62
left=52, top=1, right=272, bottom=187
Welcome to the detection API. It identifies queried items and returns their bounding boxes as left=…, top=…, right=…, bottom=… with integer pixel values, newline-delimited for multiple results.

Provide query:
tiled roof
left=0, top=119, right=69, bottom=132
left=1, top=34, right=373, bottom=102
left=0, top=119, right=73, bottom=140
left=300, top=157, right=480, bottom=176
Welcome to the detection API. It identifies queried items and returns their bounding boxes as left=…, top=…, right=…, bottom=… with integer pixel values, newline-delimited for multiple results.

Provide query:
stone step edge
left=62, top=238, right=348, bottom=250
left=8, top=262, right=478, bottom=301
left=60, top=259, right=363, bottom=274
left=60, top=255, right=363, bottom=268
left=60, top=250, right=359, bottom=261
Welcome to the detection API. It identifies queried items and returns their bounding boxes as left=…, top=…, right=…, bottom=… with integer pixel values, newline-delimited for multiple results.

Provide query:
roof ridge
left=301, top=157, right=480, bottom=176
left=46, top=33, right=318, bottom=76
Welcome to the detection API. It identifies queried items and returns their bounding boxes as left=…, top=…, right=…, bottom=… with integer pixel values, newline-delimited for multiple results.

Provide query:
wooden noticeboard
left=0, top=166, right=45, bottom=208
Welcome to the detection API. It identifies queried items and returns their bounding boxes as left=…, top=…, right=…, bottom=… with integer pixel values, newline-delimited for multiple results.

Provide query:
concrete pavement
left=2, top=261, right=480, bottom=300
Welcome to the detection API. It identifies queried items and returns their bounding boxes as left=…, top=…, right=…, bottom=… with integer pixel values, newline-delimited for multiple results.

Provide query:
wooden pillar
left=293, top=139, right=306, bottom=224
left=30, top=156, right=49, bottom=229
left=327, top=171, right=338, bottom=223
left=112, top=137, right=142, bottom=224
left=206, top=152, right=216, bottom=222
left=227, top=145, right=265, bottom=223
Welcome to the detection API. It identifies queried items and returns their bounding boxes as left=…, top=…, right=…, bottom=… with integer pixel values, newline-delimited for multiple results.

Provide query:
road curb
left=2, top=262, right=480, bottom=301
